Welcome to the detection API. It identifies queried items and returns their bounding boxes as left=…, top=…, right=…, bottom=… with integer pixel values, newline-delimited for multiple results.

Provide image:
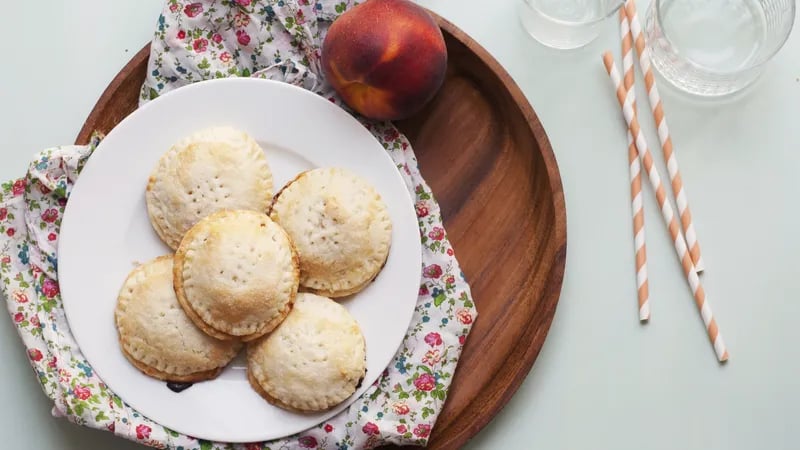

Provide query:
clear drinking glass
left=645, top=0, right=796, bottom=97
left=518, top=0, right=626, bottom=49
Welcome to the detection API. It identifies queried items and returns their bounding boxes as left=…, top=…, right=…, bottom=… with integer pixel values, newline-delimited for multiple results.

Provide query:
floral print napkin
left=0, top=1, right=477, bottom=449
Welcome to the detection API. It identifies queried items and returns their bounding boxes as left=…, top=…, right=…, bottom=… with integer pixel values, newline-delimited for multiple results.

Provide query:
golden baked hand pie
left=146, top=126, right=273, bottom=250
left=269, top=167, right=392, bottom=297
left=246, top=293, right=367, bottom=412
left=174, top=210, right=299, bottom=342
left=114, top=256, right=242, bottom=382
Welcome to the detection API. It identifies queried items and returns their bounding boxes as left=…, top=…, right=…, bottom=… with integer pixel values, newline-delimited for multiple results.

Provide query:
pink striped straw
left=624, top=0, right=705, bottom=272
left=603, top=52, right=728, bottom=362
left=620, top=8, right=649, bottom=321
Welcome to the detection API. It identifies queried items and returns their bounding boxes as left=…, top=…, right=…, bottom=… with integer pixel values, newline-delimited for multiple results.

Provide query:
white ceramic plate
left=58, top=78, right=421, bottom=443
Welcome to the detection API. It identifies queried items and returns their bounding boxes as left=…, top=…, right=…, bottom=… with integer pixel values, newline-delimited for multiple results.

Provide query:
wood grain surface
left=75, top=12, right=567, bottom=450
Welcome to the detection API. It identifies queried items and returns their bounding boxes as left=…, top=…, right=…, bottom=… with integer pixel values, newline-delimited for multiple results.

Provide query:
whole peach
left=322, top=0, right=447, bottom=121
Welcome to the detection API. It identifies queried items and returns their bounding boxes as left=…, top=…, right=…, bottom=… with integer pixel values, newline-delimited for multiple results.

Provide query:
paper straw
left=624, top=0, right=705, bottom=272
left=602, top=52, right=728, bottom=362
left=620, top=9, right=649, bottom=322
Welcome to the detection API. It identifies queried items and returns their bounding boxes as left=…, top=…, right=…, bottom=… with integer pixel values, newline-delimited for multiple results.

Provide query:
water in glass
left=646, top=0, right=795, bottom=96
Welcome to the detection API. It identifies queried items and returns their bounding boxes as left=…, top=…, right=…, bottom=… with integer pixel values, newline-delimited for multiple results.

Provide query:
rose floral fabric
left=0, top=1, right=478, bottom=449
left=0, top=0, right=477, bottom=450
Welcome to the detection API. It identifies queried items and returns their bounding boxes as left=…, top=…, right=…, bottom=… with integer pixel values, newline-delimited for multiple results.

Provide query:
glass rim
left=523, top=0, right=626, bottom=26
left=655, top=0, right=797, bottom=75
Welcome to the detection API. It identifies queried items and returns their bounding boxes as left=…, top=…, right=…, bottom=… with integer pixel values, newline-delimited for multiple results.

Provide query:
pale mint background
left=2, top=1, right=800, bottom=449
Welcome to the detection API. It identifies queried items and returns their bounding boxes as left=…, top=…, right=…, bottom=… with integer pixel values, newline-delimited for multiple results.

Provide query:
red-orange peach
left=321, top=0, right=447, bottom=121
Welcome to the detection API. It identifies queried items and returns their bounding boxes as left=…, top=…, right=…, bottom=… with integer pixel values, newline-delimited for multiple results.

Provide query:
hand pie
left=173, top=210, right=299, bottom=342
left=115, top=256, right=242, bottom=382
left=269, top=167, right=392, bottom=297
left=146, top=126, right=273, bottom=250
left=247, top=293, right=366, bottom=412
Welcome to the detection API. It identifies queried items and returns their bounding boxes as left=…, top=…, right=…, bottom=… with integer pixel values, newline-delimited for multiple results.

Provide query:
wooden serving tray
left=76, top=13, right=566, bottom=450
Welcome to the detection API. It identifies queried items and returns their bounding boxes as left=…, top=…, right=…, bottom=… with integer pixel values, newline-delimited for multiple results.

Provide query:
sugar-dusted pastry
left=269, top=167, right=392, bottom=297
left=173, top=210, right=299, bottom=342
left=146, top=126, right=273, bottom=250
left=114, top=256, right=242, bottom=382
left=247, top=293, right=366, bottom=412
